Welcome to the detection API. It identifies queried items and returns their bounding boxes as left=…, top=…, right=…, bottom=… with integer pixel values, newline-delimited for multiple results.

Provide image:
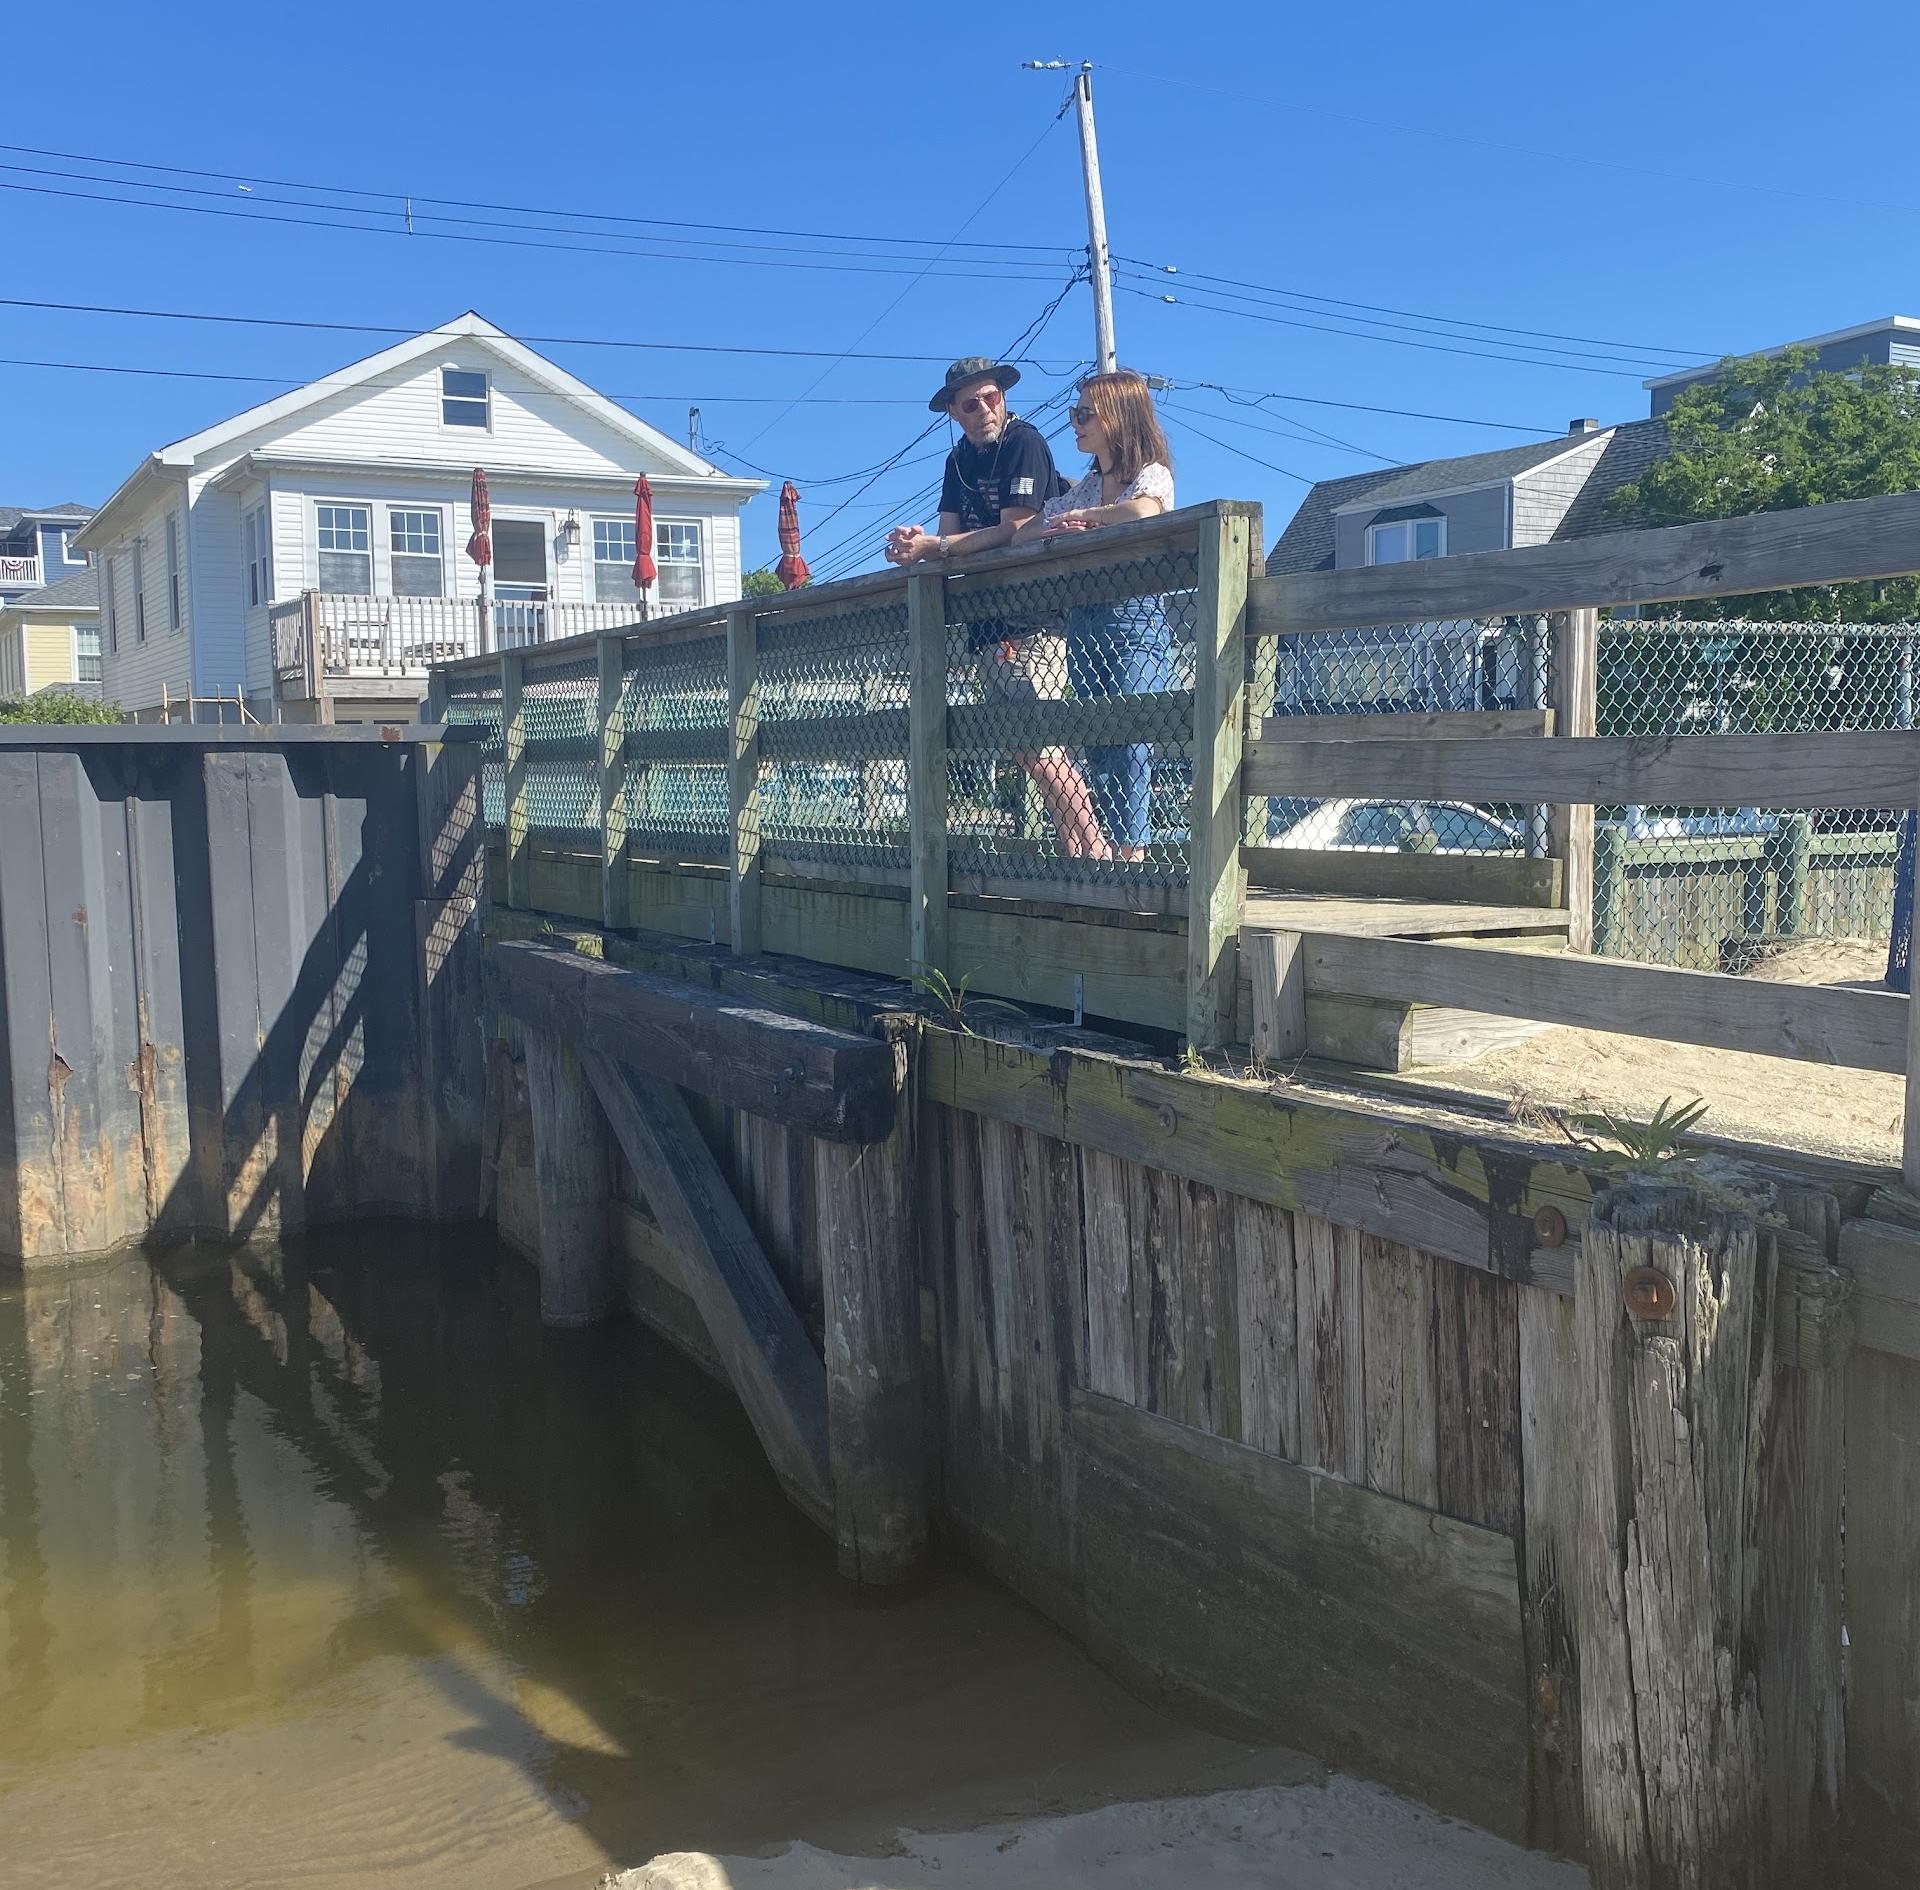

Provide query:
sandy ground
left=605, top=1777, right=1587, bottom=1890
left=1391, top=936, right=1905, bottom=1169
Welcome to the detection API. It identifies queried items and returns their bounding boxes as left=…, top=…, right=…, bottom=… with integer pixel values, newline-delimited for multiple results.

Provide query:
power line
left=0, top=295, right=1080, bottom=368
left=1158, top=410, right=1314, bottom=484
left=0, top=139, right=1072, bottom=255
left=1157, top=396, right=1396, bottom=464
left=1169, top=377, right=1559, bottom=435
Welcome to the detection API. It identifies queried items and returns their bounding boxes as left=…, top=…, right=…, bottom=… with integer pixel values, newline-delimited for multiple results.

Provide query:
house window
left=1367, top=517, right=1446, bottom=565
left=75, top=622, right=101, bottom=685
left=316, top=503, right=373, bottom=593
left=442, top=368, right=490, bottom=429
left=60, top=529, right=87, bottom=567
left=133, top=539, right=147, bottom=642
left=592, top=517, right=640, bottom=602
left=165, top=513, right=182, bottom=632
left=389, top=509, right=445, bottom=597
left=656, top=520, right=704, bottom=608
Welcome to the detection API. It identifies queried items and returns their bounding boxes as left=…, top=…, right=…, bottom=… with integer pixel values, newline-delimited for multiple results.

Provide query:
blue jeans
left=1067, top=598, right=1173, bottom=852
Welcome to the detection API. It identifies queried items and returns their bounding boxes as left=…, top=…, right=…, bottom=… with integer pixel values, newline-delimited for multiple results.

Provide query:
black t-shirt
left=938, top=416, right=1064, bottom=532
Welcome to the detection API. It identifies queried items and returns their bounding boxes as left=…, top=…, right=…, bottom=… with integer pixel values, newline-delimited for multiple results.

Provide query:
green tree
left=741, top=567, right=787, bottom=598
left=1606, top=346, right=1920, bottom=624
left=0, top=691, right=120, bottom=725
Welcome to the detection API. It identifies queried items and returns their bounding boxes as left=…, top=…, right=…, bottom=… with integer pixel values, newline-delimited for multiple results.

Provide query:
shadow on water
left=0, top=1227, right=1267, bottom=1882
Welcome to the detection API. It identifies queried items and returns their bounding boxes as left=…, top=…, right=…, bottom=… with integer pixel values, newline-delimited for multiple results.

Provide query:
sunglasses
left=957, top=388, right=1003, bottom=414
left=1069, top=405, right=1098, bottom=425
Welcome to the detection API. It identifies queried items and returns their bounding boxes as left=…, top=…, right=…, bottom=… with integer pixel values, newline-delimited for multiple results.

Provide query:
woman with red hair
left=1017, top=370, right=1176, bottom=861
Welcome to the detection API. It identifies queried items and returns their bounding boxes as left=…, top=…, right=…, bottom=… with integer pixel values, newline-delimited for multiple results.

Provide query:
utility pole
left=688, top=406, right=701, bottom=453
left=1025, top=60, right=1118, bottom=374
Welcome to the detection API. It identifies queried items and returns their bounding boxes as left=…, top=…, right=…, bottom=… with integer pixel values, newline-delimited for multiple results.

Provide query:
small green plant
left=1573, top=1095, right=1710, bottom=1174
left=0, top=690, right=120, bottom=724
left=908, top=962, right=1027, bottom=1036
left=1179, top=1042, right=1206, bottom=1074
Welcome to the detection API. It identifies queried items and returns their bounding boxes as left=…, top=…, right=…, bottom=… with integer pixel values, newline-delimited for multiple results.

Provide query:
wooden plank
left=1838, top=1217, right=1920, bottom=1361
left=1246, top=727, right=1920, bottom=812
left=1294, top=1212, right=1365, bottom=1479
left=907, top=570, right=949, bottom=980
left=580, top=1049, right=832, bottom=1531
left=1242, top=843, right=1563, bottom=909
left=1080, top=1145, right=1138, bottom=1404
left=522, top=1027, right=617, bottom=1326
left=726, top=604, right=762, bottom=957
left=1908, top=858, right=1920, bottom=1183
left=1549, top=608, right=1598, bottom=952
left=1247, top=928, right=1305, bottom=1068
left=1360, top=1235, right=1438, bottom=1508
left=1230, top=1192, right=1298, bottom=1458
left=1432, top=1260, right=1522, bottom=1536
left=500, top=649, right=529, bottom=909
left=597, top=632, right=630, bottom=931
left=947, top=691, right=1196, bottom=754
left=1245, top=892, right=1570, bottom=939
left=1298, top=929, right=1909, bottom=1074
left=1261, top=708, right=1552, bottom=743
left=1186, top=508, right=1253, bottom=1048
left=813, top=1033, right=927, bottom=1584
left=1072, top=1388, right=1530, bottom=1840
left=1517, top=1283, right=1584, bottom=1856
left=1250, top=488, right=1920, bottom=635
left=491, top=940, right=899, bottom=1142
left=1843, top=1346, right=1920, bottom=1879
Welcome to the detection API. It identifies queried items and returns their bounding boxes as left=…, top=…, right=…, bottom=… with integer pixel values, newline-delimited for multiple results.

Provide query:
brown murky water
left=0, top=1228, right=1292, bottom=1890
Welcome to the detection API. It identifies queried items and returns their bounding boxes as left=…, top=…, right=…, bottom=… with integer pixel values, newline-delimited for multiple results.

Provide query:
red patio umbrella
left=775, top=480, right=811, bottom=590
left=631, top=475, right=658, bottom=616
left=466, top=468, right=492, bottom=650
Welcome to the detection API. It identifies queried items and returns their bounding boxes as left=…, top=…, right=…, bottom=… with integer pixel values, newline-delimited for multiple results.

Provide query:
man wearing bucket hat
left=883, top=357, right=1064, bottom=567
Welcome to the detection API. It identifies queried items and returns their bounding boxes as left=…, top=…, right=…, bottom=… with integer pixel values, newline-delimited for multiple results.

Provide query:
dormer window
left=442, top=368, right=490, bottom=429
left=1367, top=516, right=1445, bottom=565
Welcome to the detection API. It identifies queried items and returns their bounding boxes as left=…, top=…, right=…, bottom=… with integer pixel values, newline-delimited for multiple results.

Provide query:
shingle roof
left=1265, top=420, right=1674, bottom=573
left=0, top=502, right=96, bottom=531
left=7, top=569, right=99, bottom=612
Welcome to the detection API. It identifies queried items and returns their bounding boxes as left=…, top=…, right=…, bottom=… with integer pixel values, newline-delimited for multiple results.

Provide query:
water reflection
left=0, top=1227, right=1250, bottom=1888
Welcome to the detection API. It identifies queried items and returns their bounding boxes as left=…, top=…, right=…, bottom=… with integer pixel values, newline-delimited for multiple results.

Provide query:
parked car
left=1267, top=798, right=1522, bottom=854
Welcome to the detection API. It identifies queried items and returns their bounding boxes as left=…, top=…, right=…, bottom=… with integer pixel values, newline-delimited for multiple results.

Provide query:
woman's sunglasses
left=1069, top=405, right=1097, bottom=425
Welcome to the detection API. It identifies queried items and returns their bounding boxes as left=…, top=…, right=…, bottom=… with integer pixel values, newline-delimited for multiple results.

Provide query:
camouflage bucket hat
left=928, top=355, right=1023, bottom=413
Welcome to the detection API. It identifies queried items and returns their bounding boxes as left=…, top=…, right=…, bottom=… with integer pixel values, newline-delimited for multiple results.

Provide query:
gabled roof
left=0, top=502, right=95, bottom=531
left=1, top=569, right=99, bottom=614
left=79, top=314, right=759, bottom=547
left=1644, top=315, right=1920, bottom=392
left=1266, top=421, right=1672, bottom=574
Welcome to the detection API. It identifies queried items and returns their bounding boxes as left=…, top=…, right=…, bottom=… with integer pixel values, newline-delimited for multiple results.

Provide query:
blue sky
left=2, top=0, right=1909, bottom=579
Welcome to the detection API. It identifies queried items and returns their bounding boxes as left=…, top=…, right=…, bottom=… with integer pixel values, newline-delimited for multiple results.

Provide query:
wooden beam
left=491, top=939, right=899, bottom=1141
left=1242, top=843, right=1562, bottom=908
left=1293, top=929, right=1908, bottom=1073
left=1549, top=608, right=1598, bottom=953
left=1250, top=488, right=1920, bottom=635
left=1838, top=1217, right=1920, bottom=1361
left=1260, top=708, right=1552, bottom=743
left=1186, top=507, right=1253, bottom=1047
left=1245, top=727, right=1920, bottom=811
left=579, top=1049, right=832, bottom=1531
left=907, top=570, right=948, bottom=980
left=726, top=603, right=762, bottom=957
left=1247, top=928, right=1304, bottom=1066
left=522, top=1027, right=617, bottom=1326
left=597, top=632, right=630, bottom=932
left=500, top=648, right=529, bottom=910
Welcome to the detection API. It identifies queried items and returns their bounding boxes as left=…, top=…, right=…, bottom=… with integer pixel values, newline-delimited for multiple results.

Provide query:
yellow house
left=0, top=570, right=103, bottom=702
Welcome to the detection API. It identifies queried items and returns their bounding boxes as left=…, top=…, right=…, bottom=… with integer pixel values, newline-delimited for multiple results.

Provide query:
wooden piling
left=522, top=1026, right=617, bottom=1326
left=1573, top=1176, right=1775, bottom=1889
left=813, top=1029, right=928, bottom=1583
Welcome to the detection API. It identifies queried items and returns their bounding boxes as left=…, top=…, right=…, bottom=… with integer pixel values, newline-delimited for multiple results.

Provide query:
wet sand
left=0, top=1228, right=1580, bottom=1889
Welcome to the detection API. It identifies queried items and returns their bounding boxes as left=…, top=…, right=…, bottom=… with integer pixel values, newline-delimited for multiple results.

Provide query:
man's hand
left=884, top=524, right=936, bottom=565
left=1041, top=509, right=1098, bottom=535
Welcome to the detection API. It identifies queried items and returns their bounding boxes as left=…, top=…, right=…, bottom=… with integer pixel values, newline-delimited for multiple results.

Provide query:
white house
left=75, top=313, right=764, bottom=722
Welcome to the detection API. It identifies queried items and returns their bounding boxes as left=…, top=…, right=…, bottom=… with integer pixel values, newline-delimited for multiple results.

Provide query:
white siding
left=1510, top=434, right=1613, bottom=548
left=96, top=488, right=195, bottom=712
left=185, top=481, right=246, bottom=696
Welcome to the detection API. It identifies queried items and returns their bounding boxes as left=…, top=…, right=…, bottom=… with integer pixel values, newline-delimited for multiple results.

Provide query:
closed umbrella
left=775, top=480, right=811, bottom=590
left=466, top=468, right=492, bottom=652
left=632, top=475, right=657, bottom=618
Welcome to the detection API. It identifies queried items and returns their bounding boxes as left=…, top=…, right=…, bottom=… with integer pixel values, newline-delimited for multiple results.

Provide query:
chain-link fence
left=623, top=629, right=729, bottom=860
left=945, top=535, right=1199, bottom=893
left=1592, top=619, right=1917, bottom=968
left=758, top=597, right=910, bottom=875
left=520, top=652, right=598, bottom=839
left=1251, top=614, right=1556, bottom=856
left=441, top=664, right=505, bottom=832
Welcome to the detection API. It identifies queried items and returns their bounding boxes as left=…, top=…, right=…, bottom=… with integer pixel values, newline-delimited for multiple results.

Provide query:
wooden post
left=727, top=603, right=762, bottom=957
left=1186, top=506, right=1254, bottom=1048
left=1246, top=928, right=1304, bottom=1067
left=907, top=570, right=949, bottom=980
left=1592, top=822, right=1624, bottom=959
left=597, top=632, right=630, bottom=932
left=1573, top=1177, right=1774, bottom=1888
left=1906, top=889, right=1920, bottom=1186
left=501, top=648, right=529, bottom=911
left=424, top=667, right=449, bottom=726
left=1774, top=812, right=1813, bottom=938
left=814, top=1030, right=928, bottom=1583
left=1550, top=606, right=1599, bottom=952
left=304, top=590, right=332, bottom=725
left=522, top=1026, right=616, bottom=1326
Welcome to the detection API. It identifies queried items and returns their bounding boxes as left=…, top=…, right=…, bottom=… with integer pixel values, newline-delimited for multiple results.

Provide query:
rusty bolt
left=1624, top=1266, right=1678, bottom=1321
left=1155, top=1103, right=1178, bottom=1134
left=1532, top=1206, right=1568, bottom=1248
